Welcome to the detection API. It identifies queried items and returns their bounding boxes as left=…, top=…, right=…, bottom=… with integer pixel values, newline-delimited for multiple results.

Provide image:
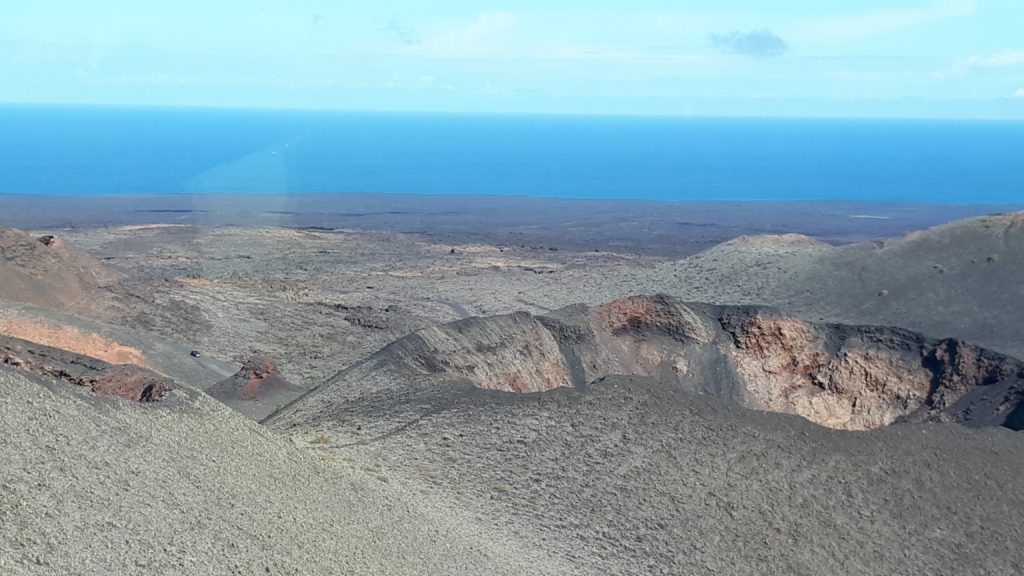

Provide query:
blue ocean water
left=0, top=105, right=1021, bottom=203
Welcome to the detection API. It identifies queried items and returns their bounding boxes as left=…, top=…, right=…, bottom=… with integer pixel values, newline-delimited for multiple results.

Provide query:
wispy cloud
left=954, top=50, right=1024, bottom=71
left=936, top=49, right=1024, bottom=77
left=378, top=12, right=707, bottom=65
left=711, top=29, right=788, bottom=58
left=413, top=12, right=520, bottom=58
left=802, top=0, right=976, bottom=43
left=1013, top=88, right=1024, bottom=98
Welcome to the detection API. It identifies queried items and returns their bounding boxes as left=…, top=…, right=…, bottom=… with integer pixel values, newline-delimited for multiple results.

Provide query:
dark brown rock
left=0, top=334, right=172, bottom=402
left=208, top=356, right=298, bottom=402
left=91, top=365, right=172, bottom=402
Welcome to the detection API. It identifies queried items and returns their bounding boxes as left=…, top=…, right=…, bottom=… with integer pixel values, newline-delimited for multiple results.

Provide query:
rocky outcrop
left=334, top=303, right=407, bottom=331
left=208, top=356, right=298, bottom=402
left=722, top=312, right=936, bottom=429
left=37, top=234, right=59, bottom=247
left=0, top=334, right=171, bottom=402
left=90, top=365, right=173, bottom=402
left=348, top=295, right=1024, bottom=431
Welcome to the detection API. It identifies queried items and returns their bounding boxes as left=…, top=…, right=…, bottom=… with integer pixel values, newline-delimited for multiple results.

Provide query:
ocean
left=0, top=105, right=1021, bottom=203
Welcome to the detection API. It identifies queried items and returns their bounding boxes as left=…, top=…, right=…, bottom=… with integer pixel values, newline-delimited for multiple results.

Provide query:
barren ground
left=4, top=195, right=1024, bottom=575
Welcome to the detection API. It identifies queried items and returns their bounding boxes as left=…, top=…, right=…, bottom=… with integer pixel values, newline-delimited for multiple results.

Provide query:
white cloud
left=1013, top=88, right=1024, bottom=98
left=938, top=50, right=1024, bottom=77
left=417, top=12, right=521, bottom=58
left=397, top=12, right=707, bottom=65
left=954, top=50, right=1024, bottom=70
left=801, top=0, right=976, bottom=43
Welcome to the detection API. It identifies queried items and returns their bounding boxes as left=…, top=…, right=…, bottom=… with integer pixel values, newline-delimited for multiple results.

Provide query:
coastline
left=2, top=192, right=1019, bottom=257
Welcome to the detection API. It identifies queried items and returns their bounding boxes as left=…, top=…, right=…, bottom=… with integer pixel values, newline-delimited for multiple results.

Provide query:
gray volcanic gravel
left=275, top=374, right=1024, bottom=576
left=0, top=369, right=577, bottom=576
left=3, top=208, right=1024, bottom=574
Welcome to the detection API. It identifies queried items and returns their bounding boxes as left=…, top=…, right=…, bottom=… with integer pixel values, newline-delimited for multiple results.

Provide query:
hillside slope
left=267, top=362, right=1024, bottom=575
left=0, top=368, right=575, bottom=576
left=0, top=228, right=119, bottom=311
left=650, top=212, right=1024, bottom=358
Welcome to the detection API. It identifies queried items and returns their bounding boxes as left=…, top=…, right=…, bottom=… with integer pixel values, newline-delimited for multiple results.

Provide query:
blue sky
left=2, top=1, right=1023, bottom=118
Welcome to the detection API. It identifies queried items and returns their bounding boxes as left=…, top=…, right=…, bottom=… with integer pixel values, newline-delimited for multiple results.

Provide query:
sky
left=2, top=1, right=1023, bottom=118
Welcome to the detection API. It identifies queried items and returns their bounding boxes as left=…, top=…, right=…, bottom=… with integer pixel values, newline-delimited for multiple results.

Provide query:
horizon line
left=2, top=100, right=1022, bottom=122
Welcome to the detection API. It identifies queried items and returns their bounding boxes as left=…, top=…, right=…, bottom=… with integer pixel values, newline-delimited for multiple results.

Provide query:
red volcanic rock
left=1, top=335, right=172, bottom=402
left=376, top=295, right=1024, bottom=431
left=208, top=357, right=298, bottom=402
left=91, top=365, right=172, bottom=402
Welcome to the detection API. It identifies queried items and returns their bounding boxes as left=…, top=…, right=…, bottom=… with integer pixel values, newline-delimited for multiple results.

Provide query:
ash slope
left=0, top=227, right=237, bottom=387
left=655, top=212, right=1024, bottom=359
left=264, top=295, right=1024, bottom=574
left=267, top=295, right=1024, bottom=433
left=268, top=370, right=1024, bottom=575
left=0, top=228, right=119, bottom=311
left=0, top=367, right=577, bottom=576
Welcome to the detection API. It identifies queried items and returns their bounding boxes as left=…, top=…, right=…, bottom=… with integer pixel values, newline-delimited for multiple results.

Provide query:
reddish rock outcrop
left=208, top=357, right=298, bottom=402
left=367, top=295, right=1024, bottom=431
left=721, top=312, right=934, bottom=429
left=91, top=365, right=172, bottom=402
left=596, top=295, right=714, bottom=344
left=1, top=335, right=172, bottom=402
